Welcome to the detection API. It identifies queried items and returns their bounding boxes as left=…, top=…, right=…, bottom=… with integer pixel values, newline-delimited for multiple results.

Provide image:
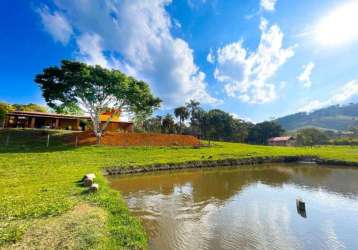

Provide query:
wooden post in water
left=46, top=134, right=50, bottom=148
left=296, top=197, right=306, bottom=218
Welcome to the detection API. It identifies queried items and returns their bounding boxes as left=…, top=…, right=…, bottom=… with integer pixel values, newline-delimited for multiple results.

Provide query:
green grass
left=0, top=129, right=357, bottom=249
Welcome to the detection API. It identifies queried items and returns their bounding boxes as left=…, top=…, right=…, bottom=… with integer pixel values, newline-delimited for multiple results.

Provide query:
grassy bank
left=0, top=129, right=357, bottom=249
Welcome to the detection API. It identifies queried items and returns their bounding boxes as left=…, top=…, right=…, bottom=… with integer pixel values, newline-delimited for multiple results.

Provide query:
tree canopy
left=174, top=106, right=189, bottom=133
left=0, top=102, right=15, bottom=124
left=296, top=128, right=329, bottom=146
left=247, top=121, right=285, bottom=145
left=35, top=60, right=161, bottom=142
left=52, top=102, right=84, bottom=116
left=0, top=102, right=48, bottom=118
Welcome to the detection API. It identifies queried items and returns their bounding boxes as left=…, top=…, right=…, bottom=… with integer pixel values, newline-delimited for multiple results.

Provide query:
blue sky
left=1, top=0, right=358, bottom=122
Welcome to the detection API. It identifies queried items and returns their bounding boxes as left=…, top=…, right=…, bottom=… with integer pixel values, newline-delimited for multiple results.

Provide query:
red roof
left=7, top=111, right=89, bottom=119
left=268, top=136, right=294, bottom=142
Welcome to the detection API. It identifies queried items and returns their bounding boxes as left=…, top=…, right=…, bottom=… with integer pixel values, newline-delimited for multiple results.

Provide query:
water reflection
left=109, top=164, right=358, bottom=250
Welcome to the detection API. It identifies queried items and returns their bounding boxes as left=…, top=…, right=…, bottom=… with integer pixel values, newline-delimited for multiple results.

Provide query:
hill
left=276, top=103, right=358, bottom=131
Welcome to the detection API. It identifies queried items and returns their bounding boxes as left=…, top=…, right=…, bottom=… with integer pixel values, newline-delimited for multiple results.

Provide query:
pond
left=108, top=164, right=358, bottom=250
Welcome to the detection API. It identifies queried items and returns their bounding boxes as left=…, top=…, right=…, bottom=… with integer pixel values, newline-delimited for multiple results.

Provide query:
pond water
left=108, top=164, right=358, bottom=250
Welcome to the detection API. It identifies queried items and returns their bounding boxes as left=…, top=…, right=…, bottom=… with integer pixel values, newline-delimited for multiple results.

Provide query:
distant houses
left=268, top=136, right=295, bottom=146
left=4, top=110, right=133, bottom=132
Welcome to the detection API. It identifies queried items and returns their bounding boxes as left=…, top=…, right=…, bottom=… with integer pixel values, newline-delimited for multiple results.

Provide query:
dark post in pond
left=296, top=197, right=307, bottom=218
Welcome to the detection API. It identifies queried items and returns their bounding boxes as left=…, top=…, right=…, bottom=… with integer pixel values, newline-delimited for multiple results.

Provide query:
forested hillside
left=276, top=103, right=358, bottom=131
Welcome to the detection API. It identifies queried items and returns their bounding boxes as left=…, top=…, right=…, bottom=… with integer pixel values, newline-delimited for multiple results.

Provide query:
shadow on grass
left=0, top=128, right=81, bottom=153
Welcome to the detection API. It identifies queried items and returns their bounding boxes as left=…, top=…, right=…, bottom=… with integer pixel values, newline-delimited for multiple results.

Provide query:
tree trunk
left=93, top=112, right=102, bottom=145
left=179, top=118, right=182, bottom=134
left=96, top=134, right=101, bottom=145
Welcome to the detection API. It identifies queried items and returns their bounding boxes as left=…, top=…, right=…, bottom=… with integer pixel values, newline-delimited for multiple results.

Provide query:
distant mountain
left=276, top=103, right=358, bottom=131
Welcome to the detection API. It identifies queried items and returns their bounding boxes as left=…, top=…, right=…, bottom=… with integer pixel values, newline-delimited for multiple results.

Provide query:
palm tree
left=174, top=106, right=189, bottom=134
left=186, top=99, right=200, bottom=134
left=162, top=114, right=175, bottom=134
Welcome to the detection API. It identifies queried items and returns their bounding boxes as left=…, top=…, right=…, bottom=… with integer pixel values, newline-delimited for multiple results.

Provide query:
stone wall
left=104, top=156, right=358, bottom=176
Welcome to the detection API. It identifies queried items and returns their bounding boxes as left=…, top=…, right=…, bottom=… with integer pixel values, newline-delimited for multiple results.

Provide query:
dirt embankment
left=68, top=131, right=200, bottom=147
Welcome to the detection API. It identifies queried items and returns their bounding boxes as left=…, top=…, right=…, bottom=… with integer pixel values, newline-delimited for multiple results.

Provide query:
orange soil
left=68, top=131, right=200, bottom=147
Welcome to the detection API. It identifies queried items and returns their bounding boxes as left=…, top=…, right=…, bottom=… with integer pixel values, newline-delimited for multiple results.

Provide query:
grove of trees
left=138, top=100, right=285, bottom=145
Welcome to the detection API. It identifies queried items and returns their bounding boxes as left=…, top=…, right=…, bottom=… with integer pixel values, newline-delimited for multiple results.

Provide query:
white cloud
left=260, top=0, right=277, bottom=11
left=299, top=80, right=358, bottom=112
left=297, top=62, right=315, bottom=88
left=37, top=6, right=73, bottom=45
left=212, top=18, right=294, bottom=104
left=207, top=49, right=215, bottom=64
left=187, top=0, right=207, bottom=9
left=230, top=113, right=254, bottom=123
left=37, top=0, right=218, bottom=107
left=76, top=33, right=109, bottom=68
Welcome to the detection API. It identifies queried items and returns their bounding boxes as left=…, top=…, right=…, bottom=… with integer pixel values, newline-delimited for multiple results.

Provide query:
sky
left=1, top=0, right=358, bottom=122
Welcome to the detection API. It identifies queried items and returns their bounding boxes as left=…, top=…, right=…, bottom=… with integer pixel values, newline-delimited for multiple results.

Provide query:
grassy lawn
left=0, top=129, right=357, bottom=249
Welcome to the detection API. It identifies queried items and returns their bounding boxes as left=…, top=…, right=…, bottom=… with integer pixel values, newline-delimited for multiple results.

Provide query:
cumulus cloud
left=299, top=80, right=358, bottom=112
left=76, top=33, right=109, bottom=68
left=37, top=0, right=218, bottom=107
left=260, top=0, right=277, bottom=11
left=207, top=49, right=215, bottom=64
left=37, top=6, right=73, bottom=44
left=211, top=18, right=294, bottom=104
left=187, top=0, right=208, bottom=9
left=297, top=62, right=315, bottom=88
left=230, top=113, right=254, bottom=123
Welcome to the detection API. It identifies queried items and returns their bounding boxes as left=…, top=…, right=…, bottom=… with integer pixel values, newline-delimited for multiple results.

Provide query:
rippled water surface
left=108, top=164, right=358, bottom=250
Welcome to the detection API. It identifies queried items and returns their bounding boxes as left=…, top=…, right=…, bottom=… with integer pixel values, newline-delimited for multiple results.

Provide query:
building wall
left=59, top=119, right=80, bottom=130
left=102, top=122, right=133, bottom=132
left=5, top=114, right=81, bottom=130
left=5, top=114, right=133, bottom=132
left=268, top=140, right=295, bottom=146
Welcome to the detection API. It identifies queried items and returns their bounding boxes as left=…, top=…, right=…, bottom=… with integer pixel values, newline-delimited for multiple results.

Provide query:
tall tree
left=144, top=116, right=162, bottom=133
left=174, top=106, right=189, bottom=134
left=203, top=109, right=235, bottom=140
left=186, top=99, right=200, bottom=135
left=296, top=128, right=329, bottom=146
left=161, top=114, right=175, bottom=134
left=248, top=121, right=284, bottom=145
left=35, top=60, right=161, bottom=143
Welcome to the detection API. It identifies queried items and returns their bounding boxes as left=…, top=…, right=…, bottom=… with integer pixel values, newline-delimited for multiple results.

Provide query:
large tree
left=143, top=116, right=162, bottom=133
left=0, top=102, right=15, bottom=127
left=248, top=121, right=284, bottom=145
left=174, top=106, right=189, bottom=134
left=296, top=128, right=329, bottom=146
left=161, top=114, right=175, bottom=134
left=186, top=99, right=201, bottom=135
left=35, top=60, right=161, bottom=143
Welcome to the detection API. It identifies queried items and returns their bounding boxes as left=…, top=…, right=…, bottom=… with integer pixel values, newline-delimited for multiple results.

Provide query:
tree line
left=135, top=100, right=285, bottom=145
